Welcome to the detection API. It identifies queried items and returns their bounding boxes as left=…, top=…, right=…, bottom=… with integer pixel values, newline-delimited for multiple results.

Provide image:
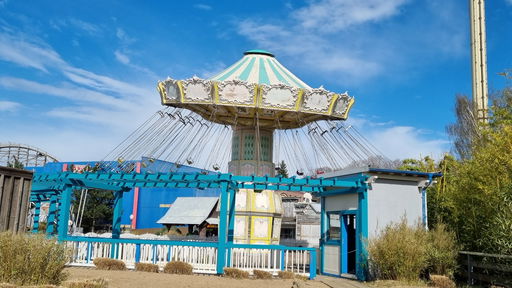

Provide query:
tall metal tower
left=469, top=0, right=488, bottom=122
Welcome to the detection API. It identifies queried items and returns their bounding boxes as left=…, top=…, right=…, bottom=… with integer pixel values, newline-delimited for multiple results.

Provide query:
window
left=328, top=213, right=340, bottom=241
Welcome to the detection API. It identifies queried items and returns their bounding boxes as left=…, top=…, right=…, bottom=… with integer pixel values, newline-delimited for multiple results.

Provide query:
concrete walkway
left=315, top=275, right=369, bottom=288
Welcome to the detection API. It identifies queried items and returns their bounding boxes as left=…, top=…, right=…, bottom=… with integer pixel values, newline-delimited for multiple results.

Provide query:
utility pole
left=469, top=0, right=488, bottom=122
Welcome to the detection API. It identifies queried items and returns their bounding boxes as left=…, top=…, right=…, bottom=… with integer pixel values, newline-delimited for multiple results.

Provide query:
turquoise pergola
left=31, top=171, right=368, bottom=278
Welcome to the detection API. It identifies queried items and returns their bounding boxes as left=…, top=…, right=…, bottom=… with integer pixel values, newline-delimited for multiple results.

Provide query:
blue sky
left=0, top=0, right=511, bottom=162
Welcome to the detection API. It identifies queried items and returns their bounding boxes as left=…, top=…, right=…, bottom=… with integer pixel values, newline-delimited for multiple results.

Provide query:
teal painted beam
left=309, top=249, right=317, bottom=279
left=32, top=201, right=41, bottom=233
left=46, top=195, right=57, bottom=235
left=217, top=181, right=229, bottom=274
left=319, top=187, right=358, bottom=196
left=227, top=187, right=236, bottom=266
left=57, top=186, right=72, bottom=241
left=110, top=190, right=123, bottom=257
left=112, top=190, right=123, bottom=239
left=355, top=184, right=369, bottom=281
left=33, top=172, right=362, bottom=189
left=319, top=196, right=327, bottom=274
left=69, top=179, right=127, bottom=192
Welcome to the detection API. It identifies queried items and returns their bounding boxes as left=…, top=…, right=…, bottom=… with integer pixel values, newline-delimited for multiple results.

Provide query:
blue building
left=29, top=158, right=219, bottom=230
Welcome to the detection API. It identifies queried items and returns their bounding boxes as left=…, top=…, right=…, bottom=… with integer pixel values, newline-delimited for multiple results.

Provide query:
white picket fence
left=66, top=237, right=312, bottom=276
left=228, top=248, right=310, bottom=275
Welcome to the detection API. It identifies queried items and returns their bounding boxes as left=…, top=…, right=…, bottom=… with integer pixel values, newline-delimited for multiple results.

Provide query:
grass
left=367, top=279, right=427, bottom=288
left=63, top=278, right=109, bottom=288
left=0, top=232, right=69, bottom=286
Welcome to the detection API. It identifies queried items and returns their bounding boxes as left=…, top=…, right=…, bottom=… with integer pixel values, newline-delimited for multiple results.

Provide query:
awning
left=157, top=197, right=218, bottom=225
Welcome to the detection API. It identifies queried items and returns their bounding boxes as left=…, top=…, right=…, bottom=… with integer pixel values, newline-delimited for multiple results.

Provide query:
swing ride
left=102, top=50, right=385, bottom=176
left=96, top=50, right=387, bottom=244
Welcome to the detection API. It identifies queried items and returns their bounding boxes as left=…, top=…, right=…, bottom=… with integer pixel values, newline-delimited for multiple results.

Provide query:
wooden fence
left=460, top=251, right=512, bottom=287
left=0, top=166, right=33, bottom=233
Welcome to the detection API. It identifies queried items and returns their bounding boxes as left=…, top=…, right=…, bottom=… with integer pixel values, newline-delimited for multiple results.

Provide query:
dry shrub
left=223, top=268, right=249, bottom=279
left=92, top=258, right=126, bottom=271
left=0, top=233, right=69, bottom=286
left=135, top=263, right=159, bottom=273
left=253, top=270, right=272, bottom=279
left=426, top=224, right=458, bottom=277
left=63, top=278, right=109, bottom=288
left=277, top=271, right=295, bottom=279
left=0, top=285, right=57, bottom=288
left=163, top=261, right=193, bottom=275
left=368, top=218, right=429, bottom=281
left=429, top=275, right=455, bottom=288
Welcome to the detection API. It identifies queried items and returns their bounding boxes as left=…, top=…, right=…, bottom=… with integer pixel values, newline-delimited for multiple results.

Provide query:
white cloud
left=0, top=31, right=65, bottom=72
left=292, top=0, right=408, bottom=32
left=0, top=77, right=130, bottom=108
left=236, top=0, right=466, bottom=85
left=48, top=18, right=100, bottom=35
left=0, top=100, right=21, bottom=112
left=114, top=50, right=130, bottom=64
left=68, top=18, right=99, bottom=34
left=0, top=26, right=165, bottom=161
left=116, top=28, right=135, bottom=45
left=194, top=4, right=212, bottom=10
left=347, top=116, right=449, bottom=160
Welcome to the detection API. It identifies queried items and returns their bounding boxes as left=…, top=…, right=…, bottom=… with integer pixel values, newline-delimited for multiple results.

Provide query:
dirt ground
left=64, top=267, right=330, bottom=288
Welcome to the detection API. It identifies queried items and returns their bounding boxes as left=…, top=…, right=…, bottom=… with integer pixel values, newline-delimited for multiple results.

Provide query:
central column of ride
left=228, top=126, right=282, bottom=244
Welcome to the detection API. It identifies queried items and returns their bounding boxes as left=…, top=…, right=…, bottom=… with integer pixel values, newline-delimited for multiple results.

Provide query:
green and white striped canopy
left=157, top=50, right=354, bottom=128
left=209, top=50, right=311, bottom=89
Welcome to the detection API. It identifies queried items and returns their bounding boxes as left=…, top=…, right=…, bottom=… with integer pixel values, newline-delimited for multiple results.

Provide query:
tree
left=402, top=87, right=512, bottom=254
left=439, top=86, right=512, bottom=254
left=72, top=189, right=115, bottom=233
left=398, top=156, right=437, bottom=172
left=446, top=94, right=480, bottom=160
left=276, top=160, right=289, bottom=178
left=7, top=157, right=24, bottom=169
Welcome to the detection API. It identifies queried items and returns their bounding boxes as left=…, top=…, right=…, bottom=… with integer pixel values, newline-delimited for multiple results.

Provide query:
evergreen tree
left=72, top=189, right=115, bottom=233
left=7, top=157, right=24, bottom=169
left=276, top=160, right=289, bottom=178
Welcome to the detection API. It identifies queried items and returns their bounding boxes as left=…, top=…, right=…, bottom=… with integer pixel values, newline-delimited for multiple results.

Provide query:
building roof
left=157, top=197, right=218, bottom=225
left=322, top=166, right=442, bottom=179
left=310, top=203, right=321, bottom=213
left=209, top=50, right=311, bottom=89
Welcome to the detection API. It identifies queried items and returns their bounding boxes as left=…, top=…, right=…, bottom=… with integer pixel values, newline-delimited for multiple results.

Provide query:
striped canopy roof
left=209, top=50, right=311, bottom=89
left=157, top=50, right=354, bottom=128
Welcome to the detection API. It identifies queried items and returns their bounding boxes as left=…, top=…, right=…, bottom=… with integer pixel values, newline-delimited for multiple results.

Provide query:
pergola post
left=111, top=190, right=123, bottom=258
left=319, top=196, right=327, bottom=274
left=32, top=200, right=41, bottom=233
left=355, top=185, right=369, bottom=281
left=217, top=181, right=229, bottom=274
left=226, top=186, right=236, bottom=266
left=112, top=190, right=123, bottom=239
left=46, top=195, right=58, bottom=235
left=57, top=186, right=72, bottom=240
